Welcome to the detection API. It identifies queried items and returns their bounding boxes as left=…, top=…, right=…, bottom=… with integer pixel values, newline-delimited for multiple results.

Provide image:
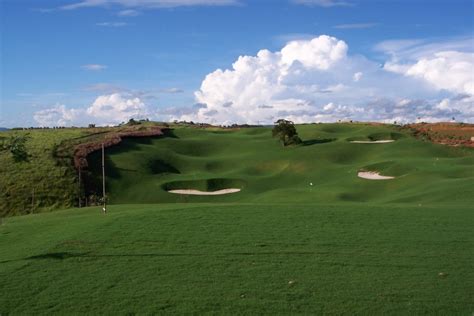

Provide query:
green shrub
left=2, top=134, right=30, bottom=162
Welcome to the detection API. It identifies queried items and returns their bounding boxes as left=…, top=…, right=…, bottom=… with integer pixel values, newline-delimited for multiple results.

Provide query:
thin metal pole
left=102, top=143, right=107, bottom=214
left=78, top=166, right=82, bottom=208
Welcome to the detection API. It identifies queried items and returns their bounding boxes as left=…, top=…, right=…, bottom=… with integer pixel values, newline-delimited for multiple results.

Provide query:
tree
left=272, top=119, right=302, bottom=146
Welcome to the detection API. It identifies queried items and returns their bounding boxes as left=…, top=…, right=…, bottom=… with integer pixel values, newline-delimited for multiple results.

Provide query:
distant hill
left=0, top=127, right=8, bottom=131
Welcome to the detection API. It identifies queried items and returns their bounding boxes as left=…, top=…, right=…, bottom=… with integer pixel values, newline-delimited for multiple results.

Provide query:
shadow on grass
left=302, top=138, right=337, bottom=146
left=19, top=251, right=317, bottom=262
left=148, top=159, right=180, bottom=175
left=162, top=129, right=179, bottom=139
left=27, top=252, right=81, bottom=260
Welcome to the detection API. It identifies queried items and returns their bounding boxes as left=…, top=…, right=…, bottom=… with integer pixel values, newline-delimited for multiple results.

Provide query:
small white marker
left=310, top=182, right=313, bottom=186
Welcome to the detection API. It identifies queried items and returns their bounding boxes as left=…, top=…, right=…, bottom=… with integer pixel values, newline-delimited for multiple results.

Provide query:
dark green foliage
left=272, top=119, right=302, bottom=146
left=126, top=118, right=140, bottom=126
left=1, top=134, right=30, bottom=162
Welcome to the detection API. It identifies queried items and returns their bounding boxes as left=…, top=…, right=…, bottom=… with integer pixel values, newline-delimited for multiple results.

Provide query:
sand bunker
left=350, top=140, right=395, bottom=143
left=358, top=171, right=395, bottom=180
left=168, top=188, right=241, bottom=195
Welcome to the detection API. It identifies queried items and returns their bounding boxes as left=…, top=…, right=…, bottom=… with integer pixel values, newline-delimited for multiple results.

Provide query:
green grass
left=87, top=123, right=474, bottom=205
left=1, top=203, right=473, bottom=314
left=1, top=123, right=473, bottom=314
left=0, top=123, right=162, bottom=216
left=0, top=129, right=88, bottom=216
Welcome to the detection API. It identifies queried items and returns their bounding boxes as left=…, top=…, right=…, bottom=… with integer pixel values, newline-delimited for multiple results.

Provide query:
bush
left=2, top=135, right=30, bottom=162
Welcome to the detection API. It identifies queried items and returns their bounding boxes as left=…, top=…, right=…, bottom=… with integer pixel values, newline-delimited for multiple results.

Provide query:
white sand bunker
left=358, top=171, right=395, bottom=180
left=168, top=188, right=241, bottom=195
left=350, top=140, right=395, bottom=143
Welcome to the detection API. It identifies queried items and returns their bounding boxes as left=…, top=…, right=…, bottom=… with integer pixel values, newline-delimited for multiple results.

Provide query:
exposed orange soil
left=404, top=122, right=474, bottom=148
left=73, top=126, right=163, bottom=169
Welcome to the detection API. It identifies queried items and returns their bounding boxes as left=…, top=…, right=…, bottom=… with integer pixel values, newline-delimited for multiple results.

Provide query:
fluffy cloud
left=33, top=35, right=474, bottom=126
left=280, top=36, right=347, bottom=69
left=86, top=93, right=148, bottom=124
left=34, top=93, right=149, bottom=126
left=385, top=51, right=474, bottom=95
left=168, top=35, right=474, bottom=124
left=34, top=104, right=81, bottom=127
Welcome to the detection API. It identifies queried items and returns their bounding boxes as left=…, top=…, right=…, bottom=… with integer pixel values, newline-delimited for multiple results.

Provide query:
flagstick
left=102, top=143, right=107, bottom=214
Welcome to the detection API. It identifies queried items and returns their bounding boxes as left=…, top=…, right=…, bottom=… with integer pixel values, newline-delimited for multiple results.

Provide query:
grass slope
left=88, top=123, right=474, bottom=206
left=0, top=123, right=163, bottom=216
left=0, top=129, right=87, bottom=216
left=1, top=123, right=473, bottom=314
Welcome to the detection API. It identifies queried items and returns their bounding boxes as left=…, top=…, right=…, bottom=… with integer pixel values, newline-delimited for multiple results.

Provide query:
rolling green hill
left=1, top=123, right=473, bottom=314
left=0, top=123, right=163, bottom=216
left=88, top=123, right=474, bottom=206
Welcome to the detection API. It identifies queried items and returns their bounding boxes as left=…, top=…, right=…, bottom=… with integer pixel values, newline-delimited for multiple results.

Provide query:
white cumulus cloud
left=386, top=51, right=474, bottom=95
left=86, top=93, right=148, bottom=124
left=34, top=93, right=150, bottom=127
left=280, top=36, right=348, bottom=69
left=33, top=35, right=474, bottom=126
left=166, top=34, right=474, bottom=124
left=34, top=104, right=82, bottom=127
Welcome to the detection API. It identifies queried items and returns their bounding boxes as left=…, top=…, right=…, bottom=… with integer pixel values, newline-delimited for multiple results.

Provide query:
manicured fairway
left=1, top=123, right=473, bottom=314
left=87, top=124, right=474, bottom=205
left=1, top=203, right=473, bottom=314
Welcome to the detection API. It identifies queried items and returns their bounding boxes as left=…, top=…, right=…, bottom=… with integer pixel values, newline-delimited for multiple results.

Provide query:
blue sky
left=1, top=0, right=473, bottom=127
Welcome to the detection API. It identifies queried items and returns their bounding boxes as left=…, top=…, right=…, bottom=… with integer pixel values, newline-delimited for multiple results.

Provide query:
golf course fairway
left=1, top=123, right=473, bottom=314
